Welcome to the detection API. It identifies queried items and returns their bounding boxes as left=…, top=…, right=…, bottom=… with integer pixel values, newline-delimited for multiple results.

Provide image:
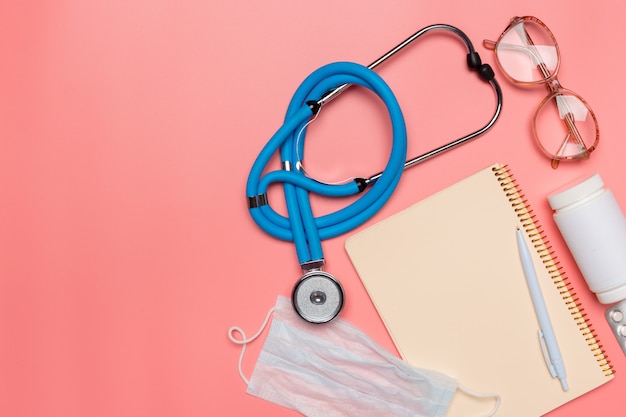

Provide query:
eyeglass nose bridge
left=545, top=77, right=561, bottom=94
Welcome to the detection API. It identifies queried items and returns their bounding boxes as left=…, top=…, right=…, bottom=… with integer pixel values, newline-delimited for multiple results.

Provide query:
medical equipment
left=246, top=24, right=504, bottom=323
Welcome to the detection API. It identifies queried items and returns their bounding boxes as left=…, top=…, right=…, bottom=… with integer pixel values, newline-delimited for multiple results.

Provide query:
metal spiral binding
left=493, top=164, right=615, bottom=377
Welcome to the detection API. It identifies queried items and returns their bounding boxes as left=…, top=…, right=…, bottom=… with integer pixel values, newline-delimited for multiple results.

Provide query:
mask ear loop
left=227, top=306, right=278, bottom=385
left=457, top=385, right=501, bottom=417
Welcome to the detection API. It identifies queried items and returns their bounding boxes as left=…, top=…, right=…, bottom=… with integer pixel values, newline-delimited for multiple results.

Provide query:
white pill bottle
left=548, top=173, right=626, bottom=304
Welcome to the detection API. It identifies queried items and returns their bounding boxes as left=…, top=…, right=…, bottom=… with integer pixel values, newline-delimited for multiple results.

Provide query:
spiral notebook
left=345, top=163, right=613, bottom=417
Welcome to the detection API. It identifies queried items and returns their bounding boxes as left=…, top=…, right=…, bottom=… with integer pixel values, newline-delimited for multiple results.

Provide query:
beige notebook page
left=345, top=164, right=613, bottom=417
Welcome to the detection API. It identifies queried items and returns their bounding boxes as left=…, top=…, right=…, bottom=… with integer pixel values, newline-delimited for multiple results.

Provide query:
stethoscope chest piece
left=292, top=270, right=344, bottom=324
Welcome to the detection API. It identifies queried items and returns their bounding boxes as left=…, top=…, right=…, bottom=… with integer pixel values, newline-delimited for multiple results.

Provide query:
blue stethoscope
left=246, top=24, right=503, bottom=323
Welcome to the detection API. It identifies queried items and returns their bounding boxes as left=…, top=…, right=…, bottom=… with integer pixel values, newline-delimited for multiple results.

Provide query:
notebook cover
left=345, top=163, right=613, bottom=417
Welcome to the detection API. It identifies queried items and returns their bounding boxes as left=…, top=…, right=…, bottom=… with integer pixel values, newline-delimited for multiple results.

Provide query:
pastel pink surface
left=0, top=1, right=624, bottom=417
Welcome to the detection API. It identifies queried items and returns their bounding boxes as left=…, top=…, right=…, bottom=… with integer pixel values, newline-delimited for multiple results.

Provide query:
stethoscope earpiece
left=292, top=270, right=344, bottom=324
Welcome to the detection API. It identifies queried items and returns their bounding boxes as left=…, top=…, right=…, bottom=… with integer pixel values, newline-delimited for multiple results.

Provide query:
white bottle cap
left=548, top=173, right=604, bottom=211
left=598, top=283, right=626, bottom=305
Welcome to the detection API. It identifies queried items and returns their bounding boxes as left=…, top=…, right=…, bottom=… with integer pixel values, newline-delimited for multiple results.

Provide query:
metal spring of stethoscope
left=246, top=24, right=503, bottom=324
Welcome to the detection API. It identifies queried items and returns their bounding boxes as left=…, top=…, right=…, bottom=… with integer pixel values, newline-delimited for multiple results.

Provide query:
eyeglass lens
left=535, top=91, right=597, bottom=163
left=496, top=20, right=557, bottom=84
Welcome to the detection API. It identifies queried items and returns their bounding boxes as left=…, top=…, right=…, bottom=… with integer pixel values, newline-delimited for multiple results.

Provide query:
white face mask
left=229, top=296, right=500, bottom=417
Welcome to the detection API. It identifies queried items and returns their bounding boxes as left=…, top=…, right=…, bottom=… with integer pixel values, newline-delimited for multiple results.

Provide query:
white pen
left=516, top=227, right=569, bottom=391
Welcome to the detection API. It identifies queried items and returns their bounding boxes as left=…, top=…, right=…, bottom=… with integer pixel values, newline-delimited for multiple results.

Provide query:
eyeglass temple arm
left=485, top=25, right=554, bottom=83
left=483, top=39, right=497, bottom=49
left=558, top=109, right=588, bottom=153
left=552, top=112, right=589, bottom=169
left=512, top=24, right=558, bottom=88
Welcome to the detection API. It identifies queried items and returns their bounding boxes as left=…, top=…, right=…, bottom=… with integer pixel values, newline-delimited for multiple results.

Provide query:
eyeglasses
left=484, top=16, right=599, bottom=169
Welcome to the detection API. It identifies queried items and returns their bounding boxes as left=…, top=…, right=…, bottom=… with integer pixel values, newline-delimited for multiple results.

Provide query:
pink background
left=1, top=1, right=625, bottom=416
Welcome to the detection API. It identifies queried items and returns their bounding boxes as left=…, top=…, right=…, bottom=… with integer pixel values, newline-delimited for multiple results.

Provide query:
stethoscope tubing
left=246, top=62, right=407, bottom=265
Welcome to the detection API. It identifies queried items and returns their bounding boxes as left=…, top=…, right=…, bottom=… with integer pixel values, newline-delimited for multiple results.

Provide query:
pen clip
left=538, top=329, right=557, bottom=378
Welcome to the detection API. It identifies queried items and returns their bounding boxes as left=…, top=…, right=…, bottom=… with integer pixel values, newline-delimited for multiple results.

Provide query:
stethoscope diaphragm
left=292, top=270, right=344, bottom=324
